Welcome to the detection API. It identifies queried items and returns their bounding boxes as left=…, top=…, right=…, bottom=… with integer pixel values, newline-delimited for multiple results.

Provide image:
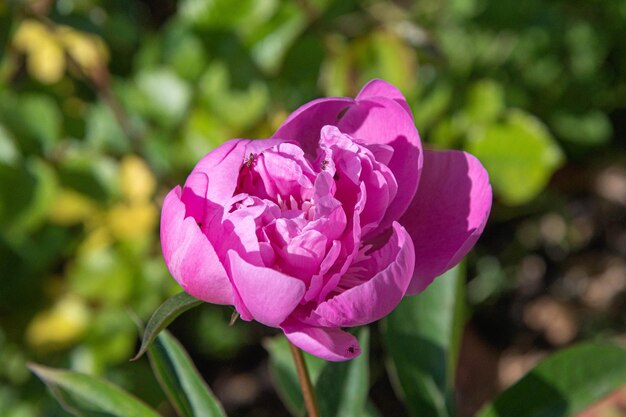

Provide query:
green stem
left=288, top=340, right=321, bottom=417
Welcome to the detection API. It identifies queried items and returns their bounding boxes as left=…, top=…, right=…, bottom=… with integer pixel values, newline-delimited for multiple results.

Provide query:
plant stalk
left=288, top=340, right=321, bottom=417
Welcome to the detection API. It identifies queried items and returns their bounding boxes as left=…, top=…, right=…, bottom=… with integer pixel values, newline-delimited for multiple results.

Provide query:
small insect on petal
left=321, top=160, right=329, bottom=171
left=245, top=153, right=255, bottom=167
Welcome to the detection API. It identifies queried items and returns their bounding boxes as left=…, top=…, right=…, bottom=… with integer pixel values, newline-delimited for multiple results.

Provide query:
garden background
left=1, top=0, right=625, bottom=416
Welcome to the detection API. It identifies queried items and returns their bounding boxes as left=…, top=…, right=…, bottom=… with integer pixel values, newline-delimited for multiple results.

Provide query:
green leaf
left=246, top=2, right=308, bottom=75
left=412, top=83, right=453, bottom=132
left=477, top=343, right=626, bottom=417
left=322, top=30, right=416, bottom=97
left=132, top=292, right=202, bottom=361
left=464, top=80, right=505, bottom=124
left=0, top=123, right=19, bottom=166
left=263, top=335, right=326, bottom=417
left=85, top=103, right=129, bottom=153
left=148, top=330, right=226, bottom=417
left=4, top=158, right=58, bottom=242
left=162, top=27, right=208, bottom=81
left=0, top=92, right=61, bottom=155
left=29, top=364, right=161, bottom=417
left=316, top=327, right=370, bottom=417
left=198, top=62, right=269, bottom=130
left=466, top=110, right=564, bottom=206
left=551, top=110, right=612, bottom=146
left=382, top=263, right=466, bottom=417
left=19, top=95, right=61, bottom=153
left=364, top=401, right=383, bottom=417
left=136, top=68, right=191, bottom=127
left=179, top=0, right=275, bottom=31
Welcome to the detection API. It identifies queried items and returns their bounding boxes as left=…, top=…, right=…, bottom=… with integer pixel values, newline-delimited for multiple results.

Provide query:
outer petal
left=402, top=150, right=492, bottom=295
left=281, top=323, right=361, bottom=362
left=160, top=187, right=233, bottom=305
left=338, top=96, right=422, bottom=225
left=227, top=250, right=305, bottom=327
left=312, top=222, right=415, bottom=327
left=356, top=79, right=412, bottom=116
left=187, top=139, right=249, bottom=205
left=273, top=97, right=355, bottom=155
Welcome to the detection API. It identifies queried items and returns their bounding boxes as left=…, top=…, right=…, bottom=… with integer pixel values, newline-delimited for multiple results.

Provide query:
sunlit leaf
left=29, top=364, right=161, bottom=417
left=162, top=27, right=208, bottom=81
left=85, top=103, right=129, bottom=153
left=136, top=68, right=191, bottom=127
left=0, top=124, right=19, bottom=165
left=464, top=80, right=505, bottom=124
left=246, top=2, right=308, bottom=74
left=179, top=0, right=275, bottom=31
left=467, top=110, right=564, bottom=205
left=26, top=295, right=90, bottom=351
left=198, top=62, right=269, bottom=130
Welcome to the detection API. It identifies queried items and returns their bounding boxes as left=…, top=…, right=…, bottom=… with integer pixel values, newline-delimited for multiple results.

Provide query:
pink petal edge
left=356, top=79, right=412, bottom=116
left=402, top=149, right=492, bottom=295
left=281, top=323, right=361, bottom=362
left=160, top=187, right=233, bottom=305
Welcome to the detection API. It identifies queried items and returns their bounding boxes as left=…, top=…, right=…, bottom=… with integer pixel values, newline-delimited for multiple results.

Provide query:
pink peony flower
left=161, top=80, right=492, bottom=361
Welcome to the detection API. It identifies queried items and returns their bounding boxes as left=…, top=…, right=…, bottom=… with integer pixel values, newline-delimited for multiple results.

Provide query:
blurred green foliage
left=0, top=0, right=624, bottom=416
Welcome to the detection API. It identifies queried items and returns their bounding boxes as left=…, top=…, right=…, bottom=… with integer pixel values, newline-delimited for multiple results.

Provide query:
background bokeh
left=1, top=0, right=625, bottom=416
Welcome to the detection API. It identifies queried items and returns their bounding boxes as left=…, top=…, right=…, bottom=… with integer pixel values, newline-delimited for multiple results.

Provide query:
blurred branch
left=295, top=0, right=321, bottom=22
left=23, top=7, right=143, bottom=153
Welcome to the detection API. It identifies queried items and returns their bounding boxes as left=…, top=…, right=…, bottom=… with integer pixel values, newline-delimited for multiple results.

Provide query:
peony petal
left=312, top=222, right=415, bottom=327
left=402, top=150, right=492, bottom=295
left=356, top=79, right=412, bottom=116
left=160, top=187, right=233, bottom=305
left=273, top=97, right=355, bottom=155
left=227, top=250, right=305, bottom=327
left=281, top=323, right=361, bottom=362
left=187, top=139, right=249, bottom=205
left=337, top=96, right=422, bottom=226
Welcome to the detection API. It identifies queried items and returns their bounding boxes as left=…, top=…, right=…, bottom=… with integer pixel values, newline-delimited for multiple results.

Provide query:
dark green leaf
left=552, top=111, right=612, bottom=146
left=148, top=330, right=226, bottom=417
left=477, top=343, right=626, bottom=417
left=315, top=327, right=370, bottom=417
left=29, top=364, right=161, bottom=417
left=382, top=263, right=465, bottom=417
left=132, top=292, right=202, bottom=361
